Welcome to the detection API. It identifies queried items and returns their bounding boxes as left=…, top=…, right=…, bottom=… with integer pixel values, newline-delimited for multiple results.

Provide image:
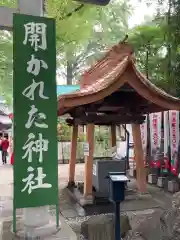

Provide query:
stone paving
left=0, top=163, right=84, bottom=239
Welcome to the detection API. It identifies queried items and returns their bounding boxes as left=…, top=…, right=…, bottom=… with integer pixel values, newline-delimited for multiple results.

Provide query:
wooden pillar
left=111, top=125, right=116, bottom=147
left=132, top=123, right=147, bottom=193
left=68, top=125, right=78, bottom=185
left=84, top=124, right=95, bottom=197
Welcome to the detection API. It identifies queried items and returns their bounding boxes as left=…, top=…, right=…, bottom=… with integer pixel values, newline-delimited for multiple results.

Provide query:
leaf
left=0, top=0, right=17, bottom=7
left=0, top=31, right=13, bottom=105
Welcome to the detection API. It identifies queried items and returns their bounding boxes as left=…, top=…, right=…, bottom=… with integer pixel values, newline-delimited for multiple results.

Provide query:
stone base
left=80, top=195, right=93, bottom=206
left=13, top=218, right=60, bottom=239
left=148, top=174, right=157, bottom=184
left=67, top=181, right=76, bottom=188
left=137, top=192, right=152, bottom=200
left=157, top=177, right=166, bottom=188
left=81, top=213, right=131, bottom=239
left=168, top=180, right=179, bottom=193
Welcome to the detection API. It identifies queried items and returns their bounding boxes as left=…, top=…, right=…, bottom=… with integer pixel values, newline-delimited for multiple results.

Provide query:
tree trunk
left=66, top=60, right=73, bottom=85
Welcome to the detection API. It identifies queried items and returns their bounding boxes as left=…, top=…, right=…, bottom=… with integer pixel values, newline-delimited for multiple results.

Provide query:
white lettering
left=27, top=54, right=48, bottom=76
left=25, top=105, right=48, bottom=129
left=21, top=166, right=52, bottom=194
left=22, top=79, right=49, bottom=101
left=23, top=22, right=47, bottom=51
left=22, top=133, right=49, bottom=163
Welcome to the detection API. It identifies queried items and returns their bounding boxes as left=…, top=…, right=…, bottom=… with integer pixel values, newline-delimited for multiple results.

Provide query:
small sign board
left=109, top=175, right=129, bottom=182
left=84, top=142, right=89, bottom=156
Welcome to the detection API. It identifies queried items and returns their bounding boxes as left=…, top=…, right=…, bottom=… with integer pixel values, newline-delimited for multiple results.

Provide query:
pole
left=115, top=202, right=121, bottom=240
left=124, top=125, right=130, bottom=171
left=18, top=0, right=44, bottom=16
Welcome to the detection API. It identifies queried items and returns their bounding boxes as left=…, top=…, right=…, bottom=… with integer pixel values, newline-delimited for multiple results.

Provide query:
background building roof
left=57, top=85, right=80, bottom=96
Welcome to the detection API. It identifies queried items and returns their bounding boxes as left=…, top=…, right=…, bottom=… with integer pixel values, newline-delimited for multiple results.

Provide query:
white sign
left=84, top=142, right=89, bottom=156
left=140, top=115, right=147, bottom=156
left=169, top=110, right=179, bottom=175
left=149, top=112, right=162, bottom=168
left=164, top=111, right=170, bottom=170
left=110, top=175, right=129, bottom=182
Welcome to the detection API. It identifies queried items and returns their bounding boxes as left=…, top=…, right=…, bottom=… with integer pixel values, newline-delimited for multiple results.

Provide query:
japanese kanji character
left=21, top=166, right=52, bottom=194
left=22, top=133, right=49, bottom=163
left=27, top=55, right=48, bottom=76
left=25, top=105, right=48, bottom=129
left=23, top=22, right=47, bottom=51
left=22, top=79, right=49, bottom=101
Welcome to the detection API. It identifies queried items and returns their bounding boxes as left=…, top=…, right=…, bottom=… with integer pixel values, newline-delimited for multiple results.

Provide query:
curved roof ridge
left=80, top=41, right=133, bottom=88
left=58, top=56, right=130, bottom=102
left=58, top=40, right=180, bottom=116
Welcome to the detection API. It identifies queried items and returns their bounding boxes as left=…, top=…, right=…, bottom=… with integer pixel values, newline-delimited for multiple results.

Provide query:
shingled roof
left=58, top=41, right=180, bottom=116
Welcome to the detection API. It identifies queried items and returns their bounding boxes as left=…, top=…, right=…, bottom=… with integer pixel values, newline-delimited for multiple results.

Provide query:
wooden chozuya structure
left=58, top=39, right=180, bottom=202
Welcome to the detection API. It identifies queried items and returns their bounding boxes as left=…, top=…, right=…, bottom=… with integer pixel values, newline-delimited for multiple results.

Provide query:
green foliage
left=95, top=0, right=131, bottom=46
left=0, top=31, right=13, bottom=105
left=0, top=0, right=132, bottom=102
left=94, top=126, right=109, bottom=151
left=129, top=23, right=167, bottom=84
left=57, top=119, right=72, bottom=141
left=2, top=0, right=180, bottom=106
left=47, top=0, right=99, bottom=52
left=55, top=0, right=131, bottom=84
left=95, top=127, right=108, bottom=141
left=138, top=0, right=180, bottom=97
left=166, top=0, right=180, bottom=96
left=0, top=0, right=17, bottom=7
left=57, top=118, right=86, bottom=142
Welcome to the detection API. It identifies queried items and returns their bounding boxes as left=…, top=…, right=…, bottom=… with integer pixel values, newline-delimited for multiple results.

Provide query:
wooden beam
left=66, top=114, right=145, bottom=126
left=103, top=95, right=146, bottom=107
left=84, top=124, right=94, bottom=197
left=111, top=125, right=116, bottom=147
left=69, top=103, right=164, bottom=117
left=70, top=103, right=104, bottom=118
left=68, top=125, right=78, bottom=185
left=68, top=93, right=165, bottom=117
left=132, top=123, right=147, bottom=193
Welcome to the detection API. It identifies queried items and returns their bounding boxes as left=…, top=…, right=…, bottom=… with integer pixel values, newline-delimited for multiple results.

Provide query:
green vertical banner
left=13, top=14, right=58, bottom=208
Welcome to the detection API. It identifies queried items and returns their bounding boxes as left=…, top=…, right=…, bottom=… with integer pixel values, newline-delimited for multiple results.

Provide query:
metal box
left=148, top=174, right=157, bottom=184
left=168, top=180, right=179, bottom=193
left=92, top=158, right=126, bottom=198
left=109, top=174, right=129, bottom=202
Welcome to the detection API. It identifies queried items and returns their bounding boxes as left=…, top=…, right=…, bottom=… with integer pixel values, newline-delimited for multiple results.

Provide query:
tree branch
left=59, top=4, right=84, bottom=21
